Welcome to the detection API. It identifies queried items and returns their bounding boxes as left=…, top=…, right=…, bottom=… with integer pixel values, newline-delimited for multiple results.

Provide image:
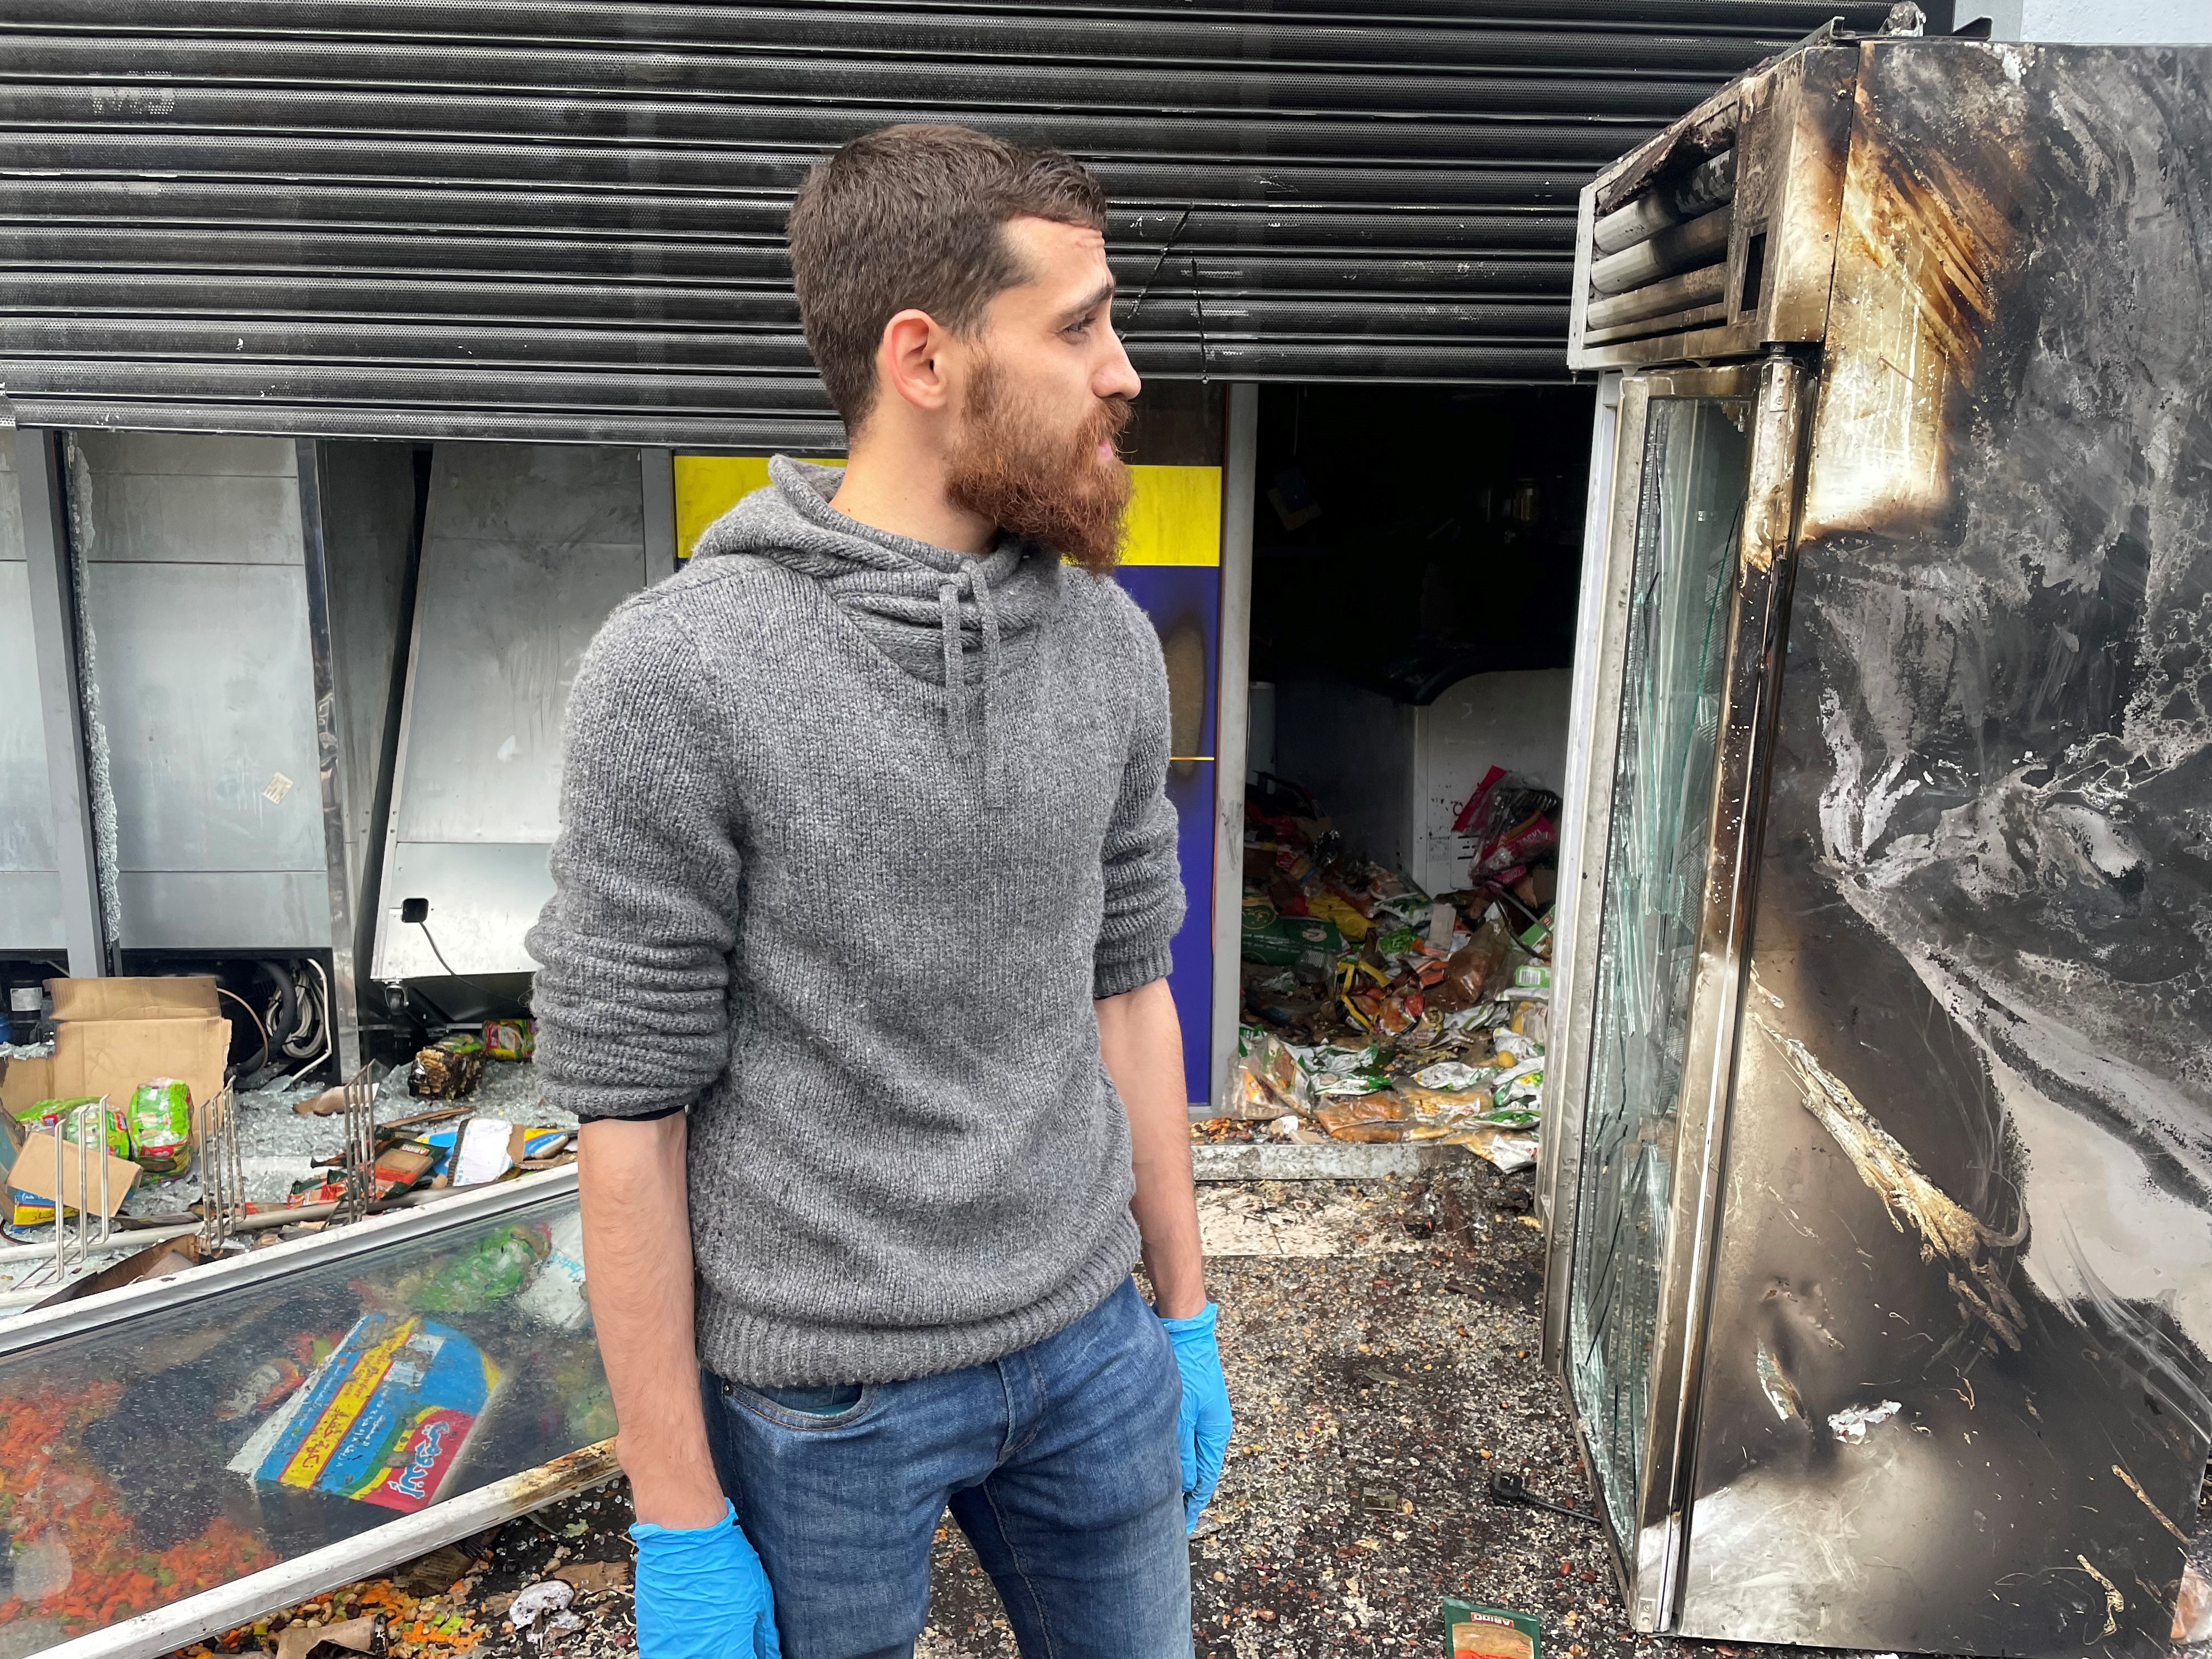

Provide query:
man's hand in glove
left=630, top=1499, right=781, bottom=1659
left=1160, top=1301, right=1233, bottom=1532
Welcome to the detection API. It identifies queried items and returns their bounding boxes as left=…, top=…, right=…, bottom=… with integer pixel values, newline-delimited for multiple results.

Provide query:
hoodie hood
left=691, top=455, right=1065, bottom=800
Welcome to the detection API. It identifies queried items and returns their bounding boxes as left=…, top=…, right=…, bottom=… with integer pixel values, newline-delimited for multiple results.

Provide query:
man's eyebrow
left=1058, top=280, right=1116, bottom=324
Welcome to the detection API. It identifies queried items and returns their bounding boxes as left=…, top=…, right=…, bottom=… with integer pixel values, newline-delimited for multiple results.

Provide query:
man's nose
left=1097, top=328, right=1142, bottom=402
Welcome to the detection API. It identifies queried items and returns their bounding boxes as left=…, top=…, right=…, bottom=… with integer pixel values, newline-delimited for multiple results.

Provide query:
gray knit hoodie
left=526, top=458, right=1186, bottom=1386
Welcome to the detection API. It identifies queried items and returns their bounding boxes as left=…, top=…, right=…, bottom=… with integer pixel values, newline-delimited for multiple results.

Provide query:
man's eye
left=1064, top=320, right=1094, bottom=337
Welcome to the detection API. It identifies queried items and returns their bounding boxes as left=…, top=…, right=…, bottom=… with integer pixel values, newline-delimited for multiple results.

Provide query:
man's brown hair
left=786, top=125, right=1108, bottom=428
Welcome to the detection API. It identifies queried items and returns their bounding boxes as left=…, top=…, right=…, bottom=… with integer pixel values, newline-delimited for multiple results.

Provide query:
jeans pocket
left=718, top=1375, right=877, bottom=1431
left=757, top=1381, right=864, bottom=1416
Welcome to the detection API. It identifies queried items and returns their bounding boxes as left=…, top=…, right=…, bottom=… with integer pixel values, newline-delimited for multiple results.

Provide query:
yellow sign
left=673, top=455, right=1222, bottom=567
left=673, top=455, right=842, bottom=560
left=1119, top=465, right=1222, bottom=567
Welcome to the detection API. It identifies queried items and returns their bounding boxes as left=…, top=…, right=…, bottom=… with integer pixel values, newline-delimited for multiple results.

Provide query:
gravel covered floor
left=204, top=1164, right=2212, bottom=1659
left=921, top=1163, right=1620, bottom=1659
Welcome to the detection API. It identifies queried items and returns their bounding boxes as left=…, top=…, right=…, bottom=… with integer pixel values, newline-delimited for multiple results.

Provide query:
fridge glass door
left=1566, top=393, right=1750, bottom=1536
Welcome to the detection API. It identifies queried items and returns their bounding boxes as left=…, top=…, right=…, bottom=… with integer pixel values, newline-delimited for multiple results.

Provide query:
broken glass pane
left=1567, top=396, right=1749, bottom=1539
left=0, top=1192, right=599, bottom=1656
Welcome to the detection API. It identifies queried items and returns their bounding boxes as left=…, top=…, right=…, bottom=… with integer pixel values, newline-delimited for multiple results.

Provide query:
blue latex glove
left=630, top=1499, right=781, bottom=1659
left=1159, top=1302, right=1233, bottom=1532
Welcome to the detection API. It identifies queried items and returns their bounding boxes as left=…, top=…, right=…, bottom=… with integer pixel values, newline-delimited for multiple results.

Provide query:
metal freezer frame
left=7, top=430, right=398, bottom=1074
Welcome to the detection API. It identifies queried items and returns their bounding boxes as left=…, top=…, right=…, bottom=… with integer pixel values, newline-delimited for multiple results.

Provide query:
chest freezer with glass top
left=0, top=1172, right=611, bottom=1659
left=1541, top=32, right=2212, bottom=1658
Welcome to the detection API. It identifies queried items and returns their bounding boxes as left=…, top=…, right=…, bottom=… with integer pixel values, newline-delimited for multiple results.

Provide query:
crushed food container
left=1443, top=1599, right=1541, bottom=1659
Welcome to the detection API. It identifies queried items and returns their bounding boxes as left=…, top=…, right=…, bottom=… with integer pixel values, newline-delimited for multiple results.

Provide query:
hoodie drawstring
left=938, top=563, right=1006, bottom=803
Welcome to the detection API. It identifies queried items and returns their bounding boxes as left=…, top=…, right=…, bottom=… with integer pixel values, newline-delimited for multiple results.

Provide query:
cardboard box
left=36, top=1234, right=205, bottom=1306
left=7, top=1128, right=142, bottom=1216
left=0, top=977, right=231, bottom=1130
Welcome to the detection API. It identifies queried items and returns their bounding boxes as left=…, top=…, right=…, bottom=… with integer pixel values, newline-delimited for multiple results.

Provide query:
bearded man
left=525, top=125, right=1231, bottom=1659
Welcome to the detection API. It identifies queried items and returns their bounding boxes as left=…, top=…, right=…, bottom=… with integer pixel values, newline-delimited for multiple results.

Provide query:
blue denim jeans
left=702, top=1276, right=1193, bottom=1659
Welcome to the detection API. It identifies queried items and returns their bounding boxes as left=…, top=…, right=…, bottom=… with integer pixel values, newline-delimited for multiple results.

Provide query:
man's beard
left=945, top=353, right=1133, bottom=573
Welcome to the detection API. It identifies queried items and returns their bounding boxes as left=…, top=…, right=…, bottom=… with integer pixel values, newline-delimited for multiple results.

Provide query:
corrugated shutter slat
left=0, top=0, right=1895, bottom=441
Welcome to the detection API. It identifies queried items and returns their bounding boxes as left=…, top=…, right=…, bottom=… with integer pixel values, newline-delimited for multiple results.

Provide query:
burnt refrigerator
left=1538, top=32, right=2211, bottom=1658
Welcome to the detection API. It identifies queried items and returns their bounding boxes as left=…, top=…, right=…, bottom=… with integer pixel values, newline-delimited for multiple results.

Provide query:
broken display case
left=1542, top=32, right=2212, bottom=1658
left=0, top=1170, right=608, bottom=1659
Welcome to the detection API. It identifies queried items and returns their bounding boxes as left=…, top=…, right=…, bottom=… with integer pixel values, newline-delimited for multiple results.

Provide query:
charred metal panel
left=1679, top=42, right=2212, bottom=1656
left=1569, top=46, right=1860, bottom=371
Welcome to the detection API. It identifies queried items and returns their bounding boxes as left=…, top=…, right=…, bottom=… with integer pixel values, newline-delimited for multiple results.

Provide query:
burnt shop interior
left=0, top=380, right=1593, bottom=1646
left=1, top=381, right=1589, bottom=1128
left=1223, top=384, right=1592, bottom=1156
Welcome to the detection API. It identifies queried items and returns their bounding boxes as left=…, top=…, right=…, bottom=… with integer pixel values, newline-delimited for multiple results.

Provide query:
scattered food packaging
left=1441, top=1124, right=1539, bottom=1172
left=1231, top=1030, right=1312, bottom=1120
left=516, top=1126, right=577, bottom=1170
left=7, top=1103, right=140, bottom=1225
left=1436, top=915, right=1514, bottom=1010
left=1313, top=1091, right=1412, bottom=1141
left=8, top=1097, right=93, bottom=1226
left=516, top=1210, right=592, bottom=1332
left=127, top=1077, right=194, bottom=1175
left=1311, top=1069, right=1393, bottom=1098
left=482, top=1019, right=535, bottom=1062
left=1372, top=924, right=1420, bottom=958
left=0, top=978, right=229, bottom=1148
left=1442, top=1600, right=1541, bottom=1659
left=1240, top=899, right=1344, bottom=976
left=391, top=1222, right=549, bottom=1314
left=1231, top=768, right=1555, bottom=1173
left=374, top=1141, right=439, bottom=1197
left=228, top=1311, right=503, bottom=1513
left=1452, top=766, right=1513, bottom=836
left=1393, top=1085, right=1494, bottom=1121
left=1304, top=889, right=1373, bottom=943
left=1477, top=812, right=1556, bottom=879
left=19, top=1097, right=128, bottom=1162
left=416, top=1120, right=563, bottom=1183
left=284, top=1132, right=438, bottom=1206
left=1371, top=985, right=1425, bottom=1036
left=410, top=1034, right=486, bottom=1099
left=449, top=1116, right=522, bottom=1186
left=1413, top=1061, right=1486, bottom=1091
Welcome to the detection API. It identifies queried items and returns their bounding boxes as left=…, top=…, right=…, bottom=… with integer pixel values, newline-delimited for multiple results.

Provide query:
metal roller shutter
left=0, top=0, right=1900, bottom=444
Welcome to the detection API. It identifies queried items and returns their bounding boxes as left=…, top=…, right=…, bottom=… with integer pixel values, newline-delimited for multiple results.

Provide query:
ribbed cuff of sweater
left=1093, top=940, right=1177, bottom=1001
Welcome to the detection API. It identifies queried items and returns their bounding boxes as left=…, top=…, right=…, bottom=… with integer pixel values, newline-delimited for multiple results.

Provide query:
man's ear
left=877, top=309, right=953, bottom=414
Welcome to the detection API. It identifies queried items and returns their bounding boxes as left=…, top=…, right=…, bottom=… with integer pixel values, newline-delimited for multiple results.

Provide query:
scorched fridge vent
left=1582, top=150, right=1739, bottom=348
left=1568, top=36, right=1862, bottom=371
